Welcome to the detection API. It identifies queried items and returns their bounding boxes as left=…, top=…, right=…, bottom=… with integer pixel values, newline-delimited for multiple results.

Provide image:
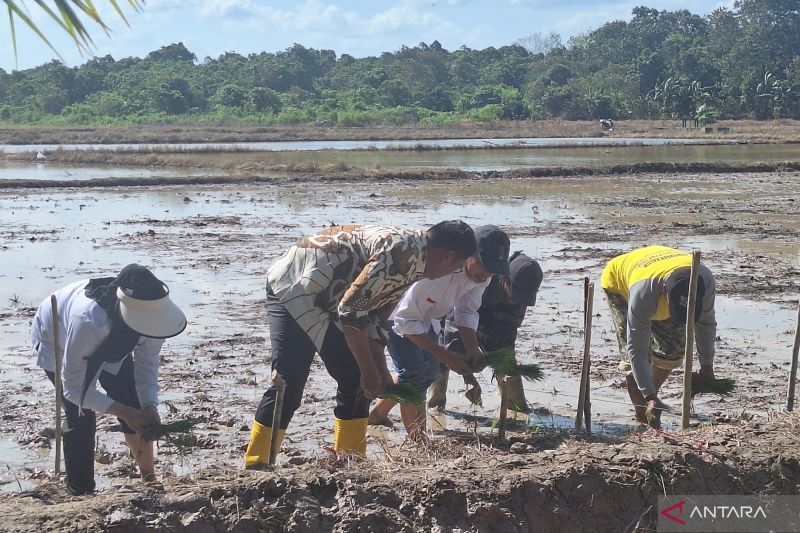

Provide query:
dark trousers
left=46, top=356, right=140, bottom=495
left=254, top=291, right=369, bottom=429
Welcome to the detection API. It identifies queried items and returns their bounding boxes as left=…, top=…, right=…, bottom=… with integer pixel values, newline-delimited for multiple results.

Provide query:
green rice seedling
left=691, top=373, right=736, bottom=396
left=514, top=364, right=544, bottom=381
left=484, top=347, right=516, bottom=374
left=141, top=419, right=196, bottom=442
left=380, top=383, right=424, bottom=405
left=484, top=348, right=544, bottom=382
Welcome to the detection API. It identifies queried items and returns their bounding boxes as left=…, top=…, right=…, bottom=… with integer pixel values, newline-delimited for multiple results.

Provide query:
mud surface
left=0, top=416, right=798, bottom=532
left=0, top=166, right=798, bottom=531
left=0, top=119, right=798, bottom=144
left=0, top=161, right=799, bottom=190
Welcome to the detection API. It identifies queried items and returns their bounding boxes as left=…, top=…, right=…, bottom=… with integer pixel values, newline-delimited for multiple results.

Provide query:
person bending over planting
left=368, top=226, right=511, bottom=439
left=429, top=251, right=543, bottom=413
left=245, top=222, right=477, bottom=467
left=31, top=264, right=187, bottom=495
left=601, top=245, right=717, bottom=428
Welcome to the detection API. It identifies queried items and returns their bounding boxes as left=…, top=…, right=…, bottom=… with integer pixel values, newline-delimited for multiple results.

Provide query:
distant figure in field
left=600, top=119, right=614, bottom=132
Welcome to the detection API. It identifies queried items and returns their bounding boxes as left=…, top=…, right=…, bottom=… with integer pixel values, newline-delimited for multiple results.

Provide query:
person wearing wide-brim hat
left=30, top=264, right=187, bottom=495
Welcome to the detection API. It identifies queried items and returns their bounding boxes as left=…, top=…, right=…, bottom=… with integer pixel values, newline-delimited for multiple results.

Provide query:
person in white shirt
left=30, top=264, right=186, bottom=495
left=368, top=226, right=511, bottom=440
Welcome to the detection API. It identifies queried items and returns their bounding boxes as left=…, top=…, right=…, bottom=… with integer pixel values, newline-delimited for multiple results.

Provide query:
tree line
left=1, top=0, right=798, bottom=126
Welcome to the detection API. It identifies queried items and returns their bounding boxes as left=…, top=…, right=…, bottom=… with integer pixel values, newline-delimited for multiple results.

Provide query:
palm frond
left=4, top=0, right=143, bottom=65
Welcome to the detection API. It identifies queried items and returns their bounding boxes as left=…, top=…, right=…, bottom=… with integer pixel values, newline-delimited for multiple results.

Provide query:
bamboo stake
left=786, top=304, right=800, bottom=412
left=575, top=281, right=595, bottom=433
left=268, top=372, right=286, bottom=465
left=681, top=251, right=702, bottom=430
left=497, top=375, right=508, bottom=441
left=50, top=295, right=62, bottom=474
left=583, top=278, right=592, bottom=435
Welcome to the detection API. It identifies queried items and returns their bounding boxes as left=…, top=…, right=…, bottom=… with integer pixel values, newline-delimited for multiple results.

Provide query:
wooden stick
left=497, top=375, right=508, bottom=441
left=268, top=372, right=286, bottom=465
left=50, top=295, right=63, bottom=475
left=583, top=278, right=592, bottom=435
left=681, top=251, right=701, bottom=430
left=787, top=304, right=800, bottom=412
left=575, top=282, right=595, bottom=433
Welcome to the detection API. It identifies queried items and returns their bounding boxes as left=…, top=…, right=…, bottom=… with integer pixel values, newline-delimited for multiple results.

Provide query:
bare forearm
left=457, top=326, right=481, bottom=358
left=369, top=340, right=389, bottom=374
left=407, top=333, right=472, bottom=375
left=107, top=401, right=135, bottom=420
left=407, top=333, right=450, bottom=362
left=343, top=326, right=378, bottom=374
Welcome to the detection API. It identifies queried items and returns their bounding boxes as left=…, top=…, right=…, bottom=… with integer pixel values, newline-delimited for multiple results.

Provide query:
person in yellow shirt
left=600, top=246, right=717, bottom=428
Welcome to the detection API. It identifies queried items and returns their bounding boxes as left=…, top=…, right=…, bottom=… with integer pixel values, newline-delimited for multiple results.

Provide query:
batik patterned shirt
left=266, top=225, right=428, bottom=350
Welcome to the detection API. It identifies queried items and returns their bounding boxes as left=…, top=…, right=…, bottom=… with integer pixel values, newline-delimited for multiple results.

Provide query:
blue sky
left=1, top=0, right=734, bottom=71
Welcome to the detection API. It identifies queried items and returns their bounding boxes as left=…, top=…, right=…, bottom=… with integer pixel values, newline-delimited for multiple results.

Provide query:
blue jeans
left=387, top=325, right=440, bottom=395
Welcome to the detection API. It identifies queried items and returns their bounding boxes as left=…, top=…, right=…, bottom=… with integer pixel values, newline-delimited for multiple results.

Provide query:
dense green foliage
left=1, top=0, right=798, bottom=126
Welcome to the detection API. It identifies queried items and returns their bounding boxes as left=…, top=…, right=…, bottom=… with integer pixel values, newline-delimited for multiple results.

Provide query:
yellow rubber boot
left=333, top=417, right=368, bottom=455
left=244, top=421, right=286, bottom=468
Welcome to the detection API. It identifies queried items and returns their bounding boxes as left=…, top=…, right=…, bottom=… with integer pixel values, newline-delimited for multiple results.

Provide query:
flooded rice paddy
left=0, top=136, right=699, bottom=154
left=0, top=158, right=797, bottom=494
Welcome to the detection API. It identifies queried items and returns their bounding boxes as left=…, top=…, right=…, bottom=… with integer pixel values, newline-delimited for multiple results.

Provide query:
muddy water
left=0, top=162, right=210, bottom=181
left=5, top=142, right=800, bottom=176
left=0, top=136, right=698, bottom=154
left=0, top=172, right=798, bottom=492
left=235, top=142, right=800, bottom=171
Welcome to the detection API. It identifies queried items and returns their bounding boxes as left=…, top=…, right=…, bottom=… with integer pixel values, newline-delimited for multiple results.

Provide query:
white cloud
left=195, top=0, right=453, bottom=39
left=366, top=4, right=448, bottom=35
left=198, top=0, right=258, bottom=18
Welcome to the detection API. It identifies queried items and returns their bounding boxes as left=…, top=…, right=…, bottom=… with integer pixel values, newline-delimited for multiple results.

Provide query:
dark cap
left=510, top=254, right=543, bottom=306
left=474, top=225, right=510, bottom=276
left=665, top=268, right=706, bottom=326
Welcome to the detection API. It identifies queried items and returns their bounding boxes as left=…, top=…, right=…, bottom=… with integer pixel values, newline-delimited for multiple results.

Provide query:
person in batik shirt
left=245, top=221, right=478, bottom=466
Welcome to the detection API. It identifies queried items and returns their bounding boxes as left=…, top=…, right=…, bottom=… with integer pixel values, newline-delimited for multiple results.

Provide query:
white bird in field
left=36, top=151, right=46, bottom=161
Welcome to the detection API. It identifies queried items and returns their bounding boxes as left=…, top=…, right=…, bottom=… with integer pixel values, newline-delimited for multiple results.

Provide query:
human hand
left=467, top=347, right=487, bottom=373
left=142, top=404, right=160, bottom=424
left=442, top=351, right=473, bottom=376
left=463, top=374, right=482, bottom=406
left=360, top=367, right=383, bottom=399
left=123, top=407, right=149, bottom=434
left=379, top=366, right=393, bottom=389
left=644, top=395, right=671, bottom=429
left=699, top=365, right=715, bottom=383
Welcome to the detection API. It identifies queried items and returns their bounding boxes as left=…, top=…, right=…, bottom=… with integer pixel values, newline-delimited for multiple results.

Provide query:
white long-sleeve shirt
left=30, top=280, right=163, bottom=414
left=390, top=269, right=490, bottom=337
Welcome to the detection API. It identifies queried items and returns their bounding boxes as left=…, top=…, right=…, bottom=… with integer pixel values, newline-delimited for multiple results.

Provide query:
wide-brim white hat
left=117, top=286, right=187, bottom=338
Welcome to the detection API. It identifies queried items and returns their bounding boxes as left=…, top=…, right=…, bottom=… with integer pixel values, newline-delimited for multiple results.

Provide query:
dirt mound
left=1, top=415, right=798, bottom=532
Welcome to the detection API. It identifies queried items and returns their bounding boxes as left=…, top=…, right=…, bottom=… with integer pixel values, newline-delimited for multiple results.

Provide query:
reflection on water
left=0, top=439, right=38, bottom=492
left=0, top=177, right=797, bottom=489
left=0, top=136, right=699, bottom=154
left=212, top=142, right=800, bottom=171
left=0, top=162, right=209, bottom=181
